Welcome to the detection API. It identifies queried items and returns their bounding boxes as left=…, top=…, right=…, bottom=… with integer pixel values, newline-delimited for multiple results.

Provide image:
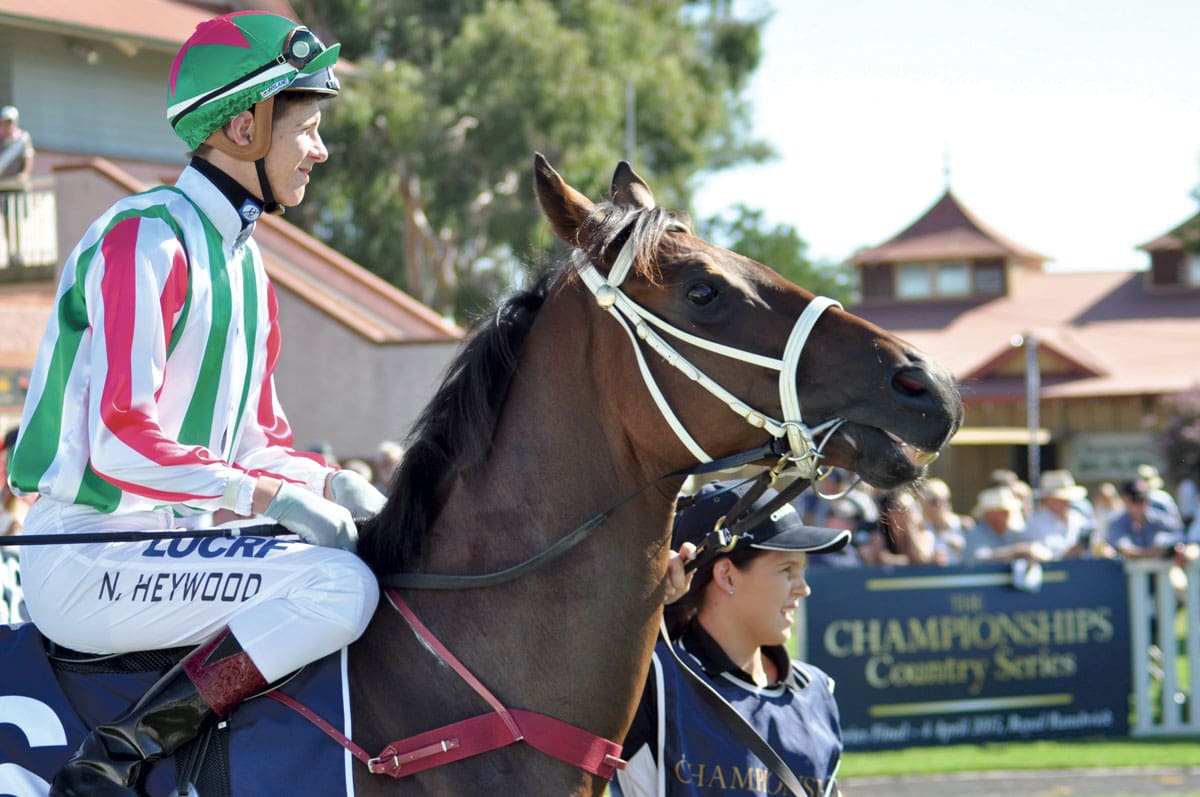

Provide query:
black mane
left=358, top=203, right=685, bottom=574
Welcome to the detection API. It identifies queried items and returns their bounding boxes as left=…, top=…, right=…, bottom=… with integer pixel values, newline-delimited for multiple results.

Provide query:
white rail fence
left=1126, top=558, right=1200, bottom=736
left=0, top=181, right=57, bottom=275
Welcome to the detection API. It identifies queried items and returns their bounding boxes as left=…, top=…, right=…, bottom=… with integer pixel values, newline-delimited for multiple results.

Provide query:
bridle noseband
left=572, top=216, right=844, bottom=478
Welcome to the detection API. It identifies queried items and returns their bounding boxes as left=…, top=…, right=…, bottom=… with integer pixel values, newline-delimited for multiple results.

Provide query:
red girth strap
left=266, top=588, right=626, bottom=781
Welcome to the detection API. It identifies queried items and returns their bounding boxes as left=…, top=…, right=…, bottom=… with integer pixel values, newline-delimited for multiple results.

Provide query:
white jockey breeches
left=19, top=499, right=380, bottom=682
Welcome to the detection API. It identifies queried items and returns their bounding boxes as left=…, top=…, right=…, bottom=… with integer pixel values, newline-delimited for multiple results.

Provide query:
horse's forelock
left=358, top=268, right=557, bottom=573
left=583, top=204, right=686, bottom=286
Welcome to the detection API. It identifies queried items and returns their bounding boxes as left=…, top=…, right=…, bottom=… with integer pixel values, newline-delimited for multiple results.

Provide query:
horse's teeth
left=886, top=433, right=939, bottom=466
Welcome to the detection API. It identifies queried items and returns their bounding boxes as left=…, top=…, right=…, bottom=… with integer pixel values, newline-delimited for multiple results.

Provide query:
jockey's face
left=263, top=96, right=327, bottom=208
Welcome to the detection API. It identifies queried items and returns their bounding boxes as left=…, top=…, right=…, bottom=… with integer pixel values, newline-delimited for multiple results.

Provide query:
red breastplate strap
left=266, top=588, right=626, bottom=781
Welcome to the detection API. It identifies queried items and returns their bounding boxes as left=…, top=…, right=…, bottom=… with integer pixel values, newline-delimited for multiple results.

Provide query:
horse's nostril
left=893, top=371, right=929, bottom=398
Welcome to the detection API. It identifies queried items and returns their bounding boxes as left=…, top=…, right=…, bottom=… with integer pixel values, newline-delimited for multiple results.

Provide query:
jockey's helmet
left=167, top=11, right=341, bottom=152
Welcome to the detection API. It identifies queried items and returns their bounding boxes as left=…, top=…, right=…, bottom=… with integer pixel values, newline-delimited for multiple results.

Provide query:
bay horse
left=343, top=154, right=962, bottom=795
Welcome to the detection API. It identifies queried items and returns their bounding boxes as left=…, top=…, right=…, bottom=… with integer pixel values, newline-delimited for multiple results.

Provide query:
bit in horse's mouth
left=885, top=431, right=940, bottom=467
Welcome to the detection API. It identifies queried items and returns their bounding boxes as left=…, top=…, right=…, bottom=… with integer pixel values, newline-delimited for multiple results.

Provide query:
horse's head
left=534, top=154, right=962, bottom=489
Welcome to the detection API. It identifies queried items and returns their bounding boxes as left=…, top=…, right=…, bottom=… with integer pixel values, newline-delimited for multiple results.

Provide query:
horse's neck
left=350, top=289, right=676, bottom=794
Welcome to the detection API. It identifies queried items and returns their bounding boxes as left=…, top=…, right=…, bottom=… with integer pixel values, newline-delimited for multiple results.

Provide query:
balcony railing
left=0, top=177, right=56, bottom=282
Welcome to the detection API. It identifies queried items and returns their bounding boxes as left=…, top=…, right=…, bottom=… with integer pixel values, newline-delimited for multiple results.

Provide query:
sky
left=692, top=0, right=1200, bottom=272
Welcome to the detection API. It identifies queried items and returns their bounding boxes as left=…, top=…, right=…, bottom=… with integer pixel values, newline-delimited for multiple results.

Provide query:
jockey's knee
left=295, top=550, right=379, bottom=647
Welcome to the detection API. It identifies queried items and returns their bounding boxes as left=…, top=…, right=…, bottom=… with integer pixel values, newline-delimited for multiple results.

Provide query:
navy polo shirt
left=615, top=622, right=842, bottom=797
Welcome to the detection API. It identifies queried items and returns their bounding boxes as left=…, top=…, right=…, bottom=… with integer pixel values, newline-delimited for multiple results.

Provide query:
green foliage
left=289, top=0, right=773, bottom=320
left=701, top=204, right=856, bottom=304
left=1150, top=389, right=1200, bottom=481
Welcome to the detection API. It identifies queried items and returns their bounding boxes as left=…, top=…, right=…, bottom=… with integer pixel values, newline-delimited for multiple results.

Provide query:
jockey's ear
left=534, top=153, right=596, bottom=248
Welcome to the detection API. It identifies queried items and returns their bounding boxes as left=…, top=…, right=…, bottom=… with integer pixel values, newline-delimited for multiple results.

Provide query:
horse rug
left=0, top=621, right=352, bottom=797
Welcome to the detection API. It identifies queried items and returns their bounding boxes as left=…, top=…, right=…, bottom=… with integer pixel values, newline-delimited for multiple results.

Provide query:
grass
left=839, top=736, right=1200, bottom=778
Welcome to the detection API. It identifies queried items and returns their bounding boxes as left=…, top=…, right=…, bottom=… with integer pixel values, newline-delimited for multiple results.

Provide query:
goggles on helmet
left=169, top=26, right=337, bottom=132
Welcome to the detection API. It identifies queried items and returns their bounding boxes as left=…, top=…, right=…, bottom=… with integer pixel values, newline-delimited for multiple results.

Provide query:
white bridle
left=572, top=218, right=845, bottom=477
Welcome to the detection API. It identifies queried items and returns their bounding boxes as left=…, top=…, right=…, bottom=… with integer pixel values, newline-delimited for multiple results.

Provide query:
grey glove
left=329, top=469, right=387, bottom=520
left=266, top=482, right=358, bottom=553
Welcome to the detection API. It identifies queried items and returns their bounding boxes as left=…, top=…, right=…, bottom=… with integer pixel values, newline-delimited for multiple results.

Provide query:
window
left=935, top=261, right=970, bottom=296
left=896, top=263, right=932, bottom=298
left=1188, top=254, right=1200, bottom=286
left=974, top=262, right=1005, bottom=294
left=896, top=260, right=971, bottom=299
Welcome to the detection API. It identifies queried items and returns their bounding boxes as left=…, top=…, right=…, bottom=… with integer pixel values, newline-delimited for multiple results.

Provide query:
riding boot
left=50, top=627, right=268, bottom=797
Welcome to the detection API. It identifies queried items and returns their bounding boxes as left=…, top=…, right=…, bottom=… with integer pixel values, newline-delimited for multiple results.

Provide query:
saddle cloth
left=0, top=621, right=353, bottom=797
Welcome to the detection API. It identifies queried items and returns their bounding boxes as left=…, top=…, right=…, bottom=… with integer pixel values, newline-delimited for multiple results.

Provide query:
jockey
left=7, top=12, right=383, bottom=796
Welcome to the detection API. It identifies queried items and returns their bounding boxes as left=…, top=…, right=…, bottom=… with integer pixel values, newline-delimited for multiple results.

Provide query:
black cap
left=1121, top=479, right=1150, bottom=501
left=674, top=481, right=852, bottom=559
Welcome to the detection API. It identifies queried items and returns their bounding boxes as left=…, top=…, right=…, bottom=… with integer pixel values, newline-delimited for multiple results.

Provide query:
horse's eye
left=686, top=281, right=718, bottom=306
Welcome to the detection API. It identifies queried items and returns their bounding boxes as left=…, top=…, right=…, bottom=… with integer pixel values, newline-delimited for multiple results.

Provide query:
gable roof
left=851, top=268, right=1200, bottom=402
left=852, top=189, right=1046, bottom=264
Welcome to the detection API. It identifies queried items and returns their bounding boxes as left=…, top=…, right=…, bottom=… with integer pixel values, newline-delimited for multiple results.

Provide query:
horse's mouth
left=885, top=431, right=940, bottom=467
left=822, top=424, right=944, bottom=488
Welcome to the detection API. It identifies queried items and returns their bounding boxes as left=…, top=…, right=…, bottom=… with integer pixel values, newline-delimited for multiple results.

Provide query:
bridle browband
left=572, top=214, right=844, bottom=474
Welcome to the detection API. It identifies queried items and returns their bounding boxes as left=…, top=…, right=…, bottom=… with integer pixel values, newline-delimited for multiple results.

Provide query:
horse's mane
left=358, top=202, right=686, bottom=573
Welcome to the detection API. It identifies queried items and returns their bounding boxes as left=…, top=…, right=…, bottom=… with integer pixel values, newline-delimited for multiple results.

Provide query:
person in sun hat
left=0, top=104, right=33, bottom=189
left=1135, top=463, right=1182, bottom=530
left=0, top=103, right=35, bottom=264
left=614, top=480, right=849, bottom=797
left=1025, top=469, right=1093, bottom=559
left=960, top=485, right=1048, bottom=563
left=7, top=12, right=387, bottom=795
left=919, top=477, right=970, bottom=565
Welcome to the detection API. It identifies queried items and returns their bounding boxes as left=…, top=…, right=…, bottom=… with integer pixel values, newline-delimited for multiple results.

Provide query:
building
left=0, top=0, right=463, bottom=462
left=850, top=188, right=1200, bottom=510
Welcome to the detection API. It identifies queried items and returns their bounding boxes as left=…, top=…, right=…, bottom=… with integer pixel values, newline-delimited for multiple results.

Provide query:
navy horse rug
left=0, top=621, right=351, bottom=797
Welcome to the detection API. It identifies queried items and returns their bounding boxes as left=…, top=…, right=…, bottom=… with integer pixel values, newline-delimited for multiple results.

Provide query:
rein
left=269, top=587, right=626, bottom=781
left=380, top=436, right=797, bottom=589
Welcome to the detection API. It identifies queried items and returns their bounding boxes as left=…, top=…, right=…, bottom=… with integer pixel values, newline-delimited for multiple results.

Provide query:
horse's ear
left=534, top=153, right=596, bottom=245
left=610, top=161, right=655, bottom=210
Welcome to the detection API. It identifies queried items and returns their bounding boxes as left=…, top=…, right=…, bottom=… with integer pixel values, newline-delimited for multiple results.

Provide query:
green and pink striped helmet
left=167, top=11, right=341, bottom=150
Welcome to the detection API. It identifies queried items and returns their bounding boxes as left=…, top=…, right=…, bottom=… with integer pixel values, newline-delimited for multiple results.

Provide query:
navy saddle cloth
left=0, top=622, right=351, bottom=797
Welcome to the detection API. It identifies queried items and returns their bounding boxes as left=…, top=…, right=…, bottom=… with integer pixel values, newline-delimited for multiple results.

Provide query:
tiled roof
left=0, top=283, right=57, bottom=369
left=0, top=1, right=299, bottom=50
left=851, top=268, right=1200, bottom=401
left=1138, top=210, right=1200, bottom=252
left=852, top=189, right=1046, bottom=264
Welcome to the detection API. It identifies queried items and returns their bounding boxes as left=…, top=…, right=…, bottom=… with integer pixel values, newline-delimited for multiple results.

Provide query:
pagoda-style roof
left=852, top=268, right=1200, bottom=402
left=852, top=189, right=1046, bottom=265
left=1138, top=210, right=1200, bottom=252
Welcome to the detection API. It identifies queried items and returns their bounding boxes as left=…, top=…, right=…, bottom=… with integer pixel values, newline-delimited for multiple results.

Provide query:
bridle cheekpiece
left=571, top=215, right=845, bottom=478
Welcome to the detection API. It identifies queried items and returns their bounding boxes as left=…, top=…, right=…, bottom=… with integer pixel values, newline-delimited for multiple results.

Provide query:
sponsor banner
left=1065, top=432, right=1163, bottom=483
left=803, top=560, right=1131, bottom=750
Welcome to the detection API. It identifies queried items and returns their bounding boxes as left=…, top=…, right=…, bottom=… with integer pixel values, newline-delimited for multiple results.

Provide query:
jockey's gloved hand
left=328, top=469, right=387, bottom=520
left=266, top=483, right=358, bottom=553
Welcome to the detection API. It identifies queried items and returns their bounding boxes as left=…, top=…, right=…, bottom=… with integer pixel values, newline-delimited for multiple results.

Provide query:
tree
left=290, top=0, right=773, bottom=320
left=1151, top=389, right=1200, bottom=482
left=701, top=205, right=856, bottom=304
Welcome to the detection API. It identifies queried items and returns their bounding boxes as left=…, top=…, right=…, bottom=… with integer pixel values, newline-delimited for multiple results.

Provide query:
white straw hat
left=1038, top=469, right=1087, bottom=501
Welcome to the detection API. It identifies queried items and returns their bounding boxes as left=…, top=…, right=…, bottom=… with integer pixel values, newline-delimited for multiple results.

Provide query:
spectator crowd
left=800, top=463, right=1200, bottom=573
